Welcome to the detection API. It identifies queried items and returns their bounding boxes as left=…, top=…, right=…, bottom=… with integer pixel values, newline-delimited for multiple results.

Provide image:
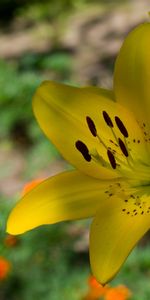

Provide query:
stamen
left=86, top=116, right=97, bottom=137
left=102, top=112, right=120, bottom=145
left=107, top=149, right=116, bottom=169
left=103, top=111, right=113, bottom=128
left=90, top=149, right=111, bottom=168
left=115, top=116, right=128, bottom=138
left=75, top=141, right=91, bottom=162
left=118, top=138, right=128, bottom=157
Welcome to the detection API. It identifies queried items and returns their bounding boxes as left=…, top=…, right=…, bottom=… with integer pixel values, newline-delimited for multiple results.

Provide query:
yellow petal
left=33, top=81, right=148, bottom=179
left=82, top=86, right=115, bottom=101
left=7, top=170, right=118, bottom=235
left=114, top=23, right=150, bottom=134
left=90, top=194, right=150, bottom=284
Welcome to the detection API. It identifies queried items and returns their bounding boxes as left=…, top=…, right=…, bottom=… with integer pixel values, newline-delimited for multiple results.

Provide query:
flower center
left=75, top=111, right=150, bottom=187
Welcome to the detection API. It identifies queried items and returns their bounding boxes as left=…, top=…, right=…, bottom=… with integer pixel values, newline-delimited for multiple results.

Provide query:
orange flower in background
left=89, top=276, right=105, bottom=289
left=83, top=276, right=131, bottom=300
left=105, top=285, right=132, bottom=300
left=22, top=179, right=44, bottom=195
left=84, top=276, right=108, bottom=299
left=0, top=257, right=11, bottom=280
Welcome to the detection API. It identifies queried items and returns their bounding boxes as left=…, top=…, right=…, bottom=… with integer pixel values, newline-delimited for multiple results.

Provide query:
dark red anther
left=118, top=138, right=128, bottom=157
left=102, top=111, right=113, bottom=127
left=86, top=116, right=97, bottom=137
left=107, top=149, right=116, bottom=169
left=75, top=140, right=91, bottom=162
left=115, top=116, right=128, bottom=138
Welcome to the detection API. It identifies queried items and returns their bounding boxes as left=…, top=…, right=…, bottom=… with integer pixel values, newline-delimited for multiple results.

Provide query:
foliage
left=0, top=51, right=72, bottom=143
left=0, top=60, right=40, bottom=140
left=0, top=0, right=129, bottom=25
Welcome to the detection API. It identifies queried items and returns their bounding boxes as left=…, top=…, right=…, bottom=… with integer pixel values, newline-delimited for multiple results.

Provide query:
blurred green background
left=0, top=0, right=150, bottom=299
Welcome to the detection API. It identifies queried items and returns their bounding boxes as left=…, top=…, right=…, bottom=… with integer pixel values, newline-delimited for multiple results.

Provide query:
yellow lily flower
left=7, top=22, right=150, bottom=284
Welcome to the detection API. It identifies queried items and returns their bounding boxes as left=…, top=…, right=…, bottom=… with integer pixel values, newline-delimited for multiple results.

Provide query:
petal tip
left=6, top=209, right=29, bottom=236
left=6, top=217, right=21, bottom=236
